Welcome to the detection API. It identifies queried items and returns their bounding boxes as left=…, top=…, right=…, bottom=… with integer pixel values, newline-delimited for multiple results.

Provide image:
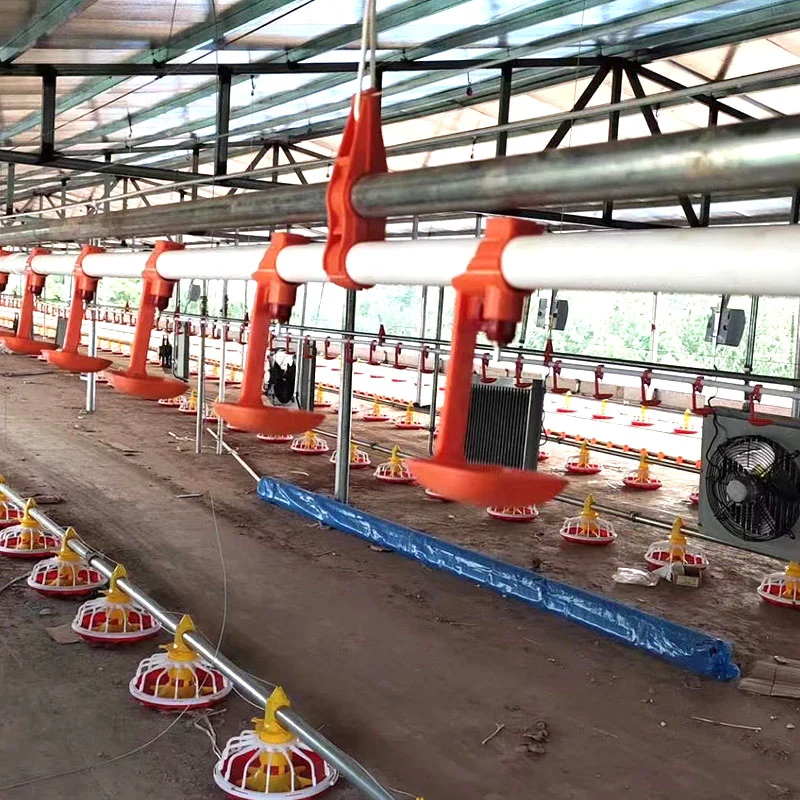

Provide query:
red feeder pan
left=559, top=495, right=617, bottom=544
left=645, top=544, right=708, bottom=571
left=0, top=501, right=23, bottom=530
left=257, top=432, right=294, bottom=443
left=157, top=394, right=184, bottom=407
left=424, top=487, right=452, bottom=501
left=2, top=336, right=57, bottom=355
left=538, top=451, right=549, bottom=462
left=689, top=490, right=699, bottom=506
left=631, top=419, right=654, bottom=428
left=623, top=475, right=662, bottom=490
left=71, top=565, right=161, bottom=645
left=26, top=528, right=106, bottom=597
left=375, top=447, right=416, bottom=484
left=487, top=505, right=538, bottom=523
left=360, top=400, right=390, bottom=423
left=673, top=427, right=697, bottom=435
left=46, top=351, right=112, bottom=374
left=330, top=445, right=371, bottom=469
left=592, top=413, right=615, bottom=420
left=758, top=564, right=800, bottom=609
left=129, top=615, right=231, bottom=711
left=291, top=431, right=329, bottom=454
left=565, top=442, right=602, bottom=475
left=0, top=500, right=59, bottom=558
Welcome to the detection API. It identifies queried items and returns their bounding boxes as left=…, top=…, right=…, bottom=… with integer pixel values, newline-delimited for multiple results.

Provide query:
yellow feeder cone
left=375, top=445, right=415, bottom=484
left=674, top=407, right=697, bottom=434
left=600, top=399, right=607, bottom=415
left=783, top=562, right=800, bottom=598
left=402, top=403, right=415, bottom=425
left=0, top=496, right=60, bottom=557
left=667, top=517, right=688, bottom=562
left=27, top=526, right=107, bottom=596
left=579, top=494, right=599, bottom=535
left=683, top=409, right=691, bottom=429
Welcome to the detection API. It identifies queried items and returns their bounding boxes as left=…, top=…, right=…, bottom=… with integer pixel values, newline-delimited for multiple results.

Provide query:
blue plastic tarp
left=257, top=477, right=739, bottom=681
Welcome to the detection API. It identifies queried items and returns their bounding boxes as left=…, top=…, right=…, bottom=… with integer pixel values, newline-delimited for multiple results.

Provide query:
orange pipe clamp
left=106, top=241, right=187, bottom=400
left=45, top=245, right=112, bottom=374
left=323, top=88, right=386, bottom=289
left=0, top=247, right=58, bottom=356
left=215, top=233, right=325, bottom=436
left=409, top=217, right=568, bottom=507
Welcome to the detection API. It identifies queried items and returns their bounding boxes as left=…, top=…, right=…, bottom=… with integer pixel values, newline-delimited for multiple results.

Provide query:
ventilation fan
left=705, top=435, right=800, bottom=543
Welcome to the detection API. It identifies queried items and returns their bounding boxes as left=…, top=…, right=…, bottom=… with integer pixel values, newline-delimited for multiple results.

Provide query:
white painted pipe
left=82, top=251, right=149, bottom=278
left=30, top=253, right=78, bottom=275
left=501, top=226, right=800, bottom=295
left=2, top=253, right=31, bottom=274
left=156, top=245, right=263, bottom=281
left=1, top=225, right=800, bottom=297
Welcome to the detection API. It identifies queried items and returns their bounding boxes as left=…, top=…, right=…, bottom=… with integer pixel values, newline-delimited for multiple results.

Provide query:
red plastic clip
left=408, top=217, right=566, bottom=508
left=215, top=233, right=323, bottom=436
left=302, top=336, right=314, bottom=360
left=323, top=89, right=386, bottom=290
left=479, top=352, right=497, bottom=384
left=593, top=365, right=613, bottom=400
left=106, top=241, right=186, bottom=400
left=394, top=342, right=407, bottom=371
left=748, top=384, right=772, bottom=427
left=368, top=340, right=380, bottom=366
left=0, top=247, right=57, bottom=355
left=551, top=360, right=568, bottom=395
left=419, top=346, right=433, bottom=374
left=640, top=369, right=661, bottom=407
left=45, top=245, right=111, bottom=374
left=691, top=376, right=714, bottom=416
left=514, top=355, right=532, bottom=389
left=323, top=337, right=336, bottom=360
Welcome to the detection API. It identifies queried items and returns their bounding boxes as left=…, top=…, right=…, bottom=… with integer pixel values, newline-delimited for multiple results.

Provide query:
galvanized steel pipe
left=1, top=114, right=800, bottom=245
left=0, top=482, right=397, bottom=800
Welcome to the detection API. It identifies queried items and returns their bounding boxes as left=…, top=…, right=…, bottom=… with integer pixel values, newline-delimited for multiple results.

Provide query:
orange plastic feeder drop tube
left=106, top=241, right=187, bottom=400
left=0, top=248, right=58, bottom=355
left=44, top=245, right=113, bottom=374
left=409, top=218, right=568, bottom=508
left=215, top=233, right=325, bottom=436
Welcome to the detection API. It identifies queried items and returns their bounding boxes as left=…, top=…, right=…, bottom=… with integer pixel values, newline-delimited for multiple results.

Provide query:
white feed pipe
left=2, top=224, right=799, bottom=296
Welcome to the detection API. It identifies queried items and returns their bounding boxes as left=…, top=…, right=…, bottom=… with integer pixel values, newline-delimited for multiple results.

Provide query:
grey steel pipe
left=335, top=290, right=358, bottom=504
left=0, top=481, right=396, bottom=800
left=3, top=115, right=800, bottom=246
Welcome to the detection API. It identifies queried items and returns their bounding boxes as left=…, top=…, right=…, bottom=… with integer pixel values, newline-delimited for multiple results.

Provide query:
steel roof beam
left=0, top=0, right=97, bottom=63
left=0, top=0, right=303, bottom=141
left=50, top=0, right=474, bottom=149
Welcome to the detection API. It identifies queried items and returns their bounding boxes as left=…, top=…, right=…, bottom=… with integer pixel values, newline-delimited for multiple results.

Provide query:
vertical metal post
left=649, top=293, right=659, bottom=361
left=216, top=281, right=228, bottom=455
left=40, top=68, right=57, bottom=161
left=496, top=64, right=512, bottom=158
left=427, top=286, right=445, bottom=456
left=335, top=290, right=357, bottom=503
left=86, top=302, right=97, bottom=413
left=5, top=163, right=14, bottom=220
left=196, top=283, right=208, bottom=455
left=103, top=152, right=112, bottom=213
left=214, top=67, right=232, bottom=178
left=743, top=296, right=759, bottom=374
left=602, top=61, right=623, bottom=225
left=791, top=189, right=800, bottom=417
left=294, top=284, right=308, bottom=399
left=191, top=145, right=200, bottom=201
left=700, top=106, right=719, bottom=227
left=59, top=179, right=67, bottom=218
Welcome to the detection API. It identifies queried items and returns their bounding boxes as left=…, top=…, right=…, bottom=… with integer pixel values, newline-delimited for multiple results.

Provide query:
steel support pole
left=427, top=286, right=445, bottom=456
left=649, top=293, right=659, bottom=361
left=0, top=481, right=395, bottom=800
left=4, top=163, right=14, bottom=219
left=334, top=290, right=357, bottom=503
left=496, top=64, right=513, bottom=158
left=216, top=280, right=228, bottom=455
left=191, top=144, right=200, bottom=202
left=602, top=61, right=623, bottom=225
left=792, top=189, right=800, bottom=417
left=196, top=284, right=207, bottom=455
left=744, top=295, right=759, bottom=374
left=85, top=302, right=97, bottom=413
left=40, top=69, right=57, bottom=161
left=214, top=67, right=232, bottom=178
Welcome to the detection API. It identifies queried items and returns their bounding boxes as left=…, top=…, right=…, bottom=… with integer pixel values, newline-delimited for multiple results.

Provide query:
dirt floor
left=1, top=355, right=799, bottom=800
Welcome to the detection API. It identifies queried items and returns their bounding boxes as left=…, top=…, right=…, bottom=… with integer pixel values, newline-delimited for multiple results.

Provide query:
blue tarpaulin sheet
left=258, top=477, right=739, bottom=680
